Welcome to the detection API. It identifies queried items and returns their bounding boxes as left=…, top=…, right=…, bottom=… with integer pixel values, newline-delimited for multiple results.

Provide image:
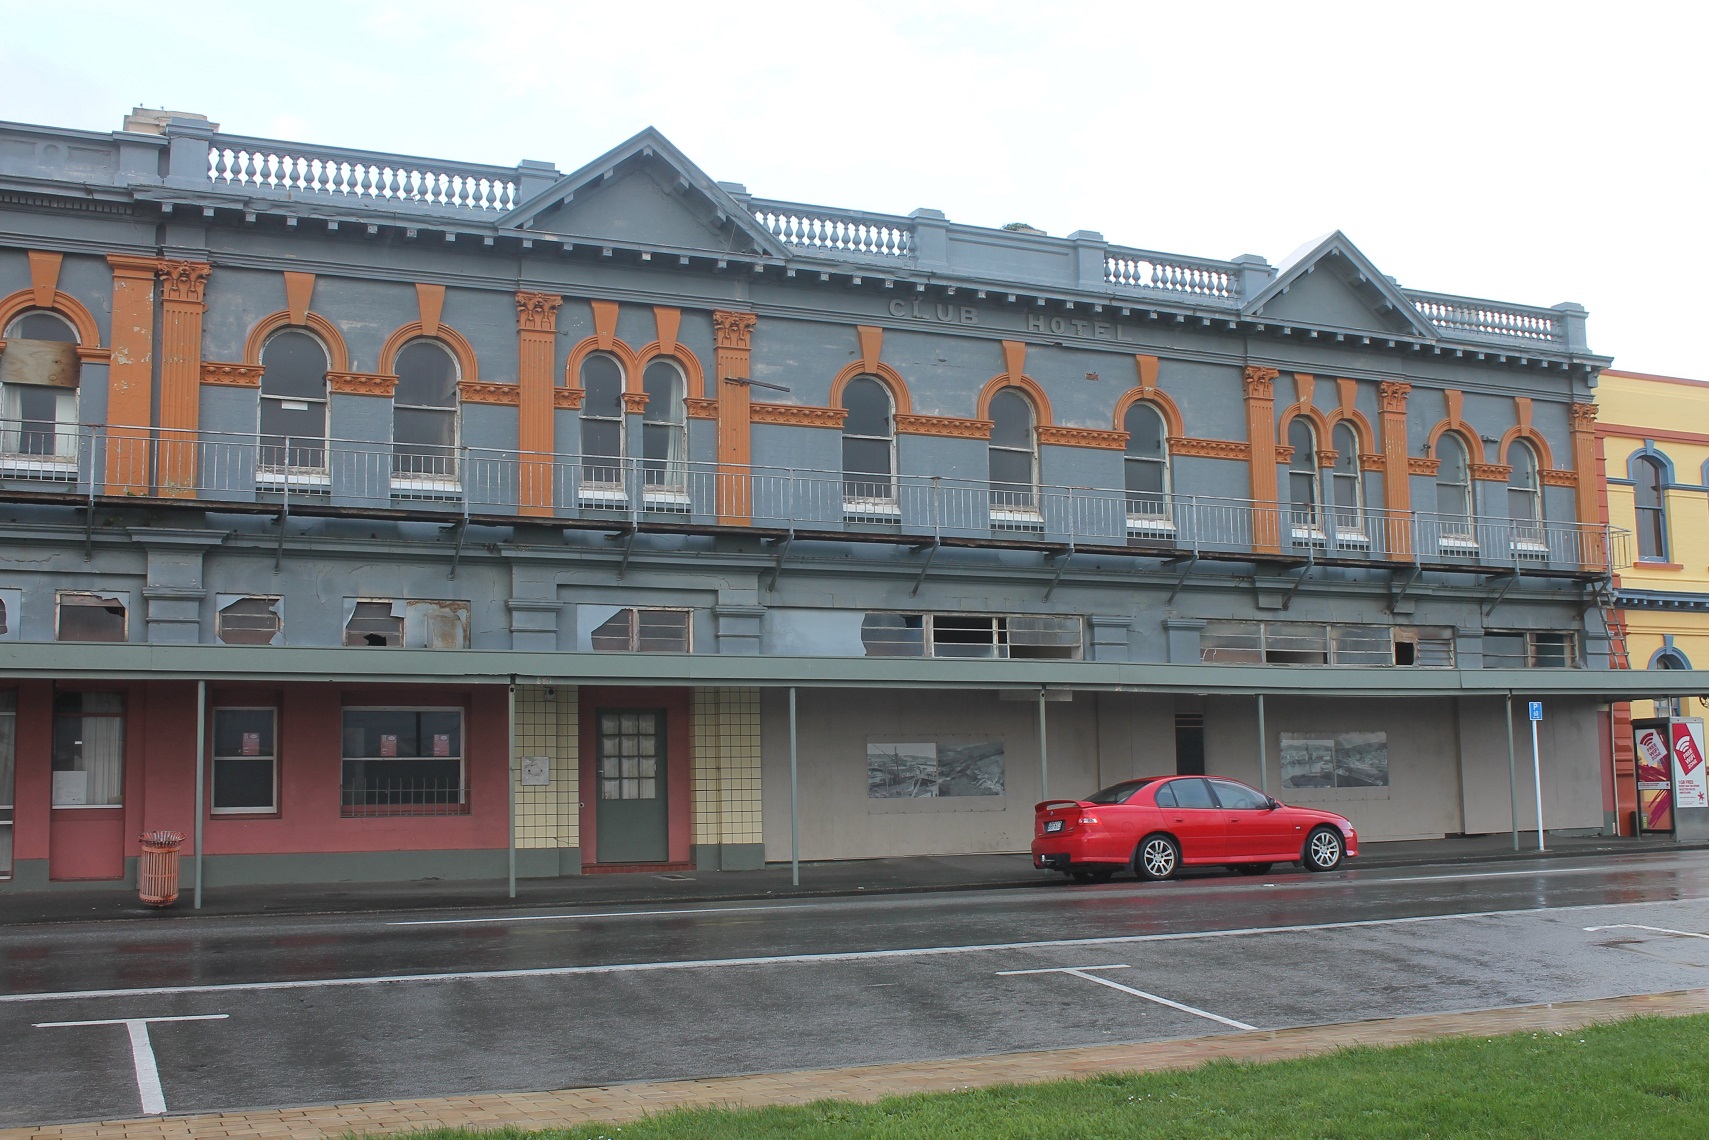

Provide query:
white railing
left=207, top=137, right=518, bottom=212
left=1407, top=292, right=1561, bottom=344
left=751, top=203, right=913, bottom=258
left=0, top=421, right=1626, bottom=573
left=1105, top=248, right=1238, bottom=298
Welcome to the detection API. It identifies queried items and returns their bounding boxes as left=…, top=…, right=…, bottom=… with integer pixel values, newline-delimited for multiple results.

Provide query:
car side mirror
left=1266, top=797, right=1280, bottom=810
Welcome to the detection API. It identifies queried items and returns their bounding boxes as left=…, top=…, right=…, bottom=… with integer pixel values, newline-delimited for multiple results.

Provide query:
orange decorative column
left=713, top=310, right=757, bottom=524
left=1243, top=365, right=1280, bottom=553
left=515, top=291, right=562, bottom=516
left=104, top=256, right=157, bottom=494
left=157, top=260, right=211, bottom=496
left=1571, top=401, right=1602, bottom=569
left=1378, top=381, right=1413, bottom=557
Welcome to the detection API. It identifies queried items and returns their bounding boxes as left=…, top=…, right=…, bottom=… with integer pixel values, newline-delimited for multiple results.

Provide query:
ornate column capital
left=712, top=309, right=758, bottom=351
left=1378, top=380, right=1412, bottom=413
left=515, top=291, right=562, bottom=333
left=1570, top=401, right=1599, bottom=431
left=157, top=260, right=212, bottom=305
left=1242, top=365, right=1278, bottom=400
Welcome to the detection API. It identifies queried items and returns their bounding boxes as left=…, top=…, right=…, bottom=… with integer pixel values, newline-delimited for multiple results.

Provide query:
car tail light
left=1077, top=814, right=1100, bottom=825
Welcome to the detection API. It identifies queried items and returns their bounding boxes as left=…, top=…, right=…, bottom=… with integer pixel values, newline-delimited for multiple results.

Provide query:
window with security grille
left=340, top=707, right=465, bottom=815
left=1199, top=622, right=1449, bottom=667
left=591, top=608, right=691, bottom=652
left=1483, top=630, right=1579, bottom=668
left=860, top=613, right=1082, bottom=660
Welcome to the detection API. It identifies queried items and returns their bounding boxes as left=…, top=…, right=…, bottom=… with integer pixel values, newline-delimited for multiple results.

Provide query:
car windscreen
left=1085, top=778, right=1157, bottom=805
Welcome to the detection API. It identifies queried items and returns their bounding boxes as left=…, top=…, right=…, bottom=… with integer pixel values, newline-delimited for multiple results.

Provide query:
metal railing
left=0, top=420, right=1627, bottom=574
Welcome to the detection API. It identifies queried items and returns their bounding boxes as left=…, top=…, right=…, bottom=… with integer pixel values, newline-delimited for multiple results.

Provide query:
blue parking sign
left=1529, top=701, right=1543, bottom=721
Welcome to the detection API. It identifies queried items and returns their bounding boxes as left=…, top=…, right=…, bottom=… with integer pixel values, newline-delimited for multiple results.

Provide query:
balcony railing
left=0, top=421, right=1627, bottom=575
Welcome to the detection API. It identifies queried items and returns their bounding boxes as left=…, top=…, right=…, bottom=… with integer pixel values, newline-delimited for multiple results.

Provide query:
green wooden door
left=594, top=708, right=669, bottom=863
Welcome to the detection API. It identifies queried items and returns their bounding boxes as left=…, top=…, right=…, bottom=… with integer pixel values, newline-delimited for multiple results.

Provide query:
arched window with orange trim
left=393, top=338, right=459, bottom=484
left=987, top=387, right=1037, bottom=512
left=1, top=309, right=81, bottom=466
left=1122, top=401, right=1170, bottom=525
left=258, top=328, right=330, bottom=478
left=1287, top=417, right=1321, bottom=529
left=1329, top=422, right=1364, bottom=534
left=1507, top=439, right=1542, bottom=527
left=841, top=375, right=896, bottom=510
left=640, top=357, right=686, bottom=494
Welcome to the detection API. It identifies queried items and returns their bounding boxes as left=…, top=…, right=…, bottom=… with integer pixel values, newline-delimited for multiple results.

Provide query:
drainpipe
left=507, top=679, right=516, bottom=899
left=1506, top=694, right=1519, bottom=851
left=789, top=687, right=799, bottom=887
left=193, top=680, right=205, bottom=910
left=1256, top=693, right=1268, bottom=795
left=1037, top=689, right=1049, bottom=800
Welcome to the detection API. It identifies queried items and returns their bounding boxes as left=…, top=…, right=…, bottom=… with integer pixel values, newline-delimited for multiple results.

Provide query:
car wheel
left=1071, top=869, right=1115, bottom=884
left=1231, top=863, right=1272, bottom=876
left=1135, top=834, right=1181, bottom=881
left=1303, top=827, right=1345, bottom=872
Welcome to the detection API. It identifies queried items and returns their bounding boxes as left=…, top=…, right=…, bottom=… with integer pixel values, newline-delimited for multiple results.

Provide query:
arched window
left=987, top=388, right=1037, bottom=512
left=1123, top=402, right=1170, bottom=524
left=1, top=310, right=80, bottom=464
left=392, top=339, right=459, bottom=482
left=1287, top=418, right=1320, bottom=529
left=579, top=353, right=625, bottom=488
left=841, top=375, right=895, bottom=507
left=1435, top=434, right=1473, bottom=519
left=258, top=329, right=330, bottom=475
left=640, top=358, right=686, bottom=493
left=1329, top=423, right=1364, bottom=533
left=1634, top=454, right=1668, bottom=562
left=1507, top=441, right=1541, bottom=524
left=1655, top=648, right=1688, bottom=717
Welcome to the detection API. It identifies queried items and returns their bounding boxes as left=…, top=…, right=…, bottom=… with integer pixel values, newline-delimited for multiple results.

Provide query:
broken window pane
left=344, top=601, right=402, bottom=647
left=591, top=608, right=690, bottom=652
left=56, top=593, right=126, bottom=642
left=217, top=596, right=281, bottom=646
left=861, top=613, right=924, bottom=657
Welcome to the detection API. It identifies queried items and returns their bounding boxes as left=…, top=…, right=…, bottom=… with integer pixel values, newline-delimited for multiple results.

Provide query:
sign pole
left=1256, top=694, right=1268, bottom=795
left=1530, top=700, right=1545, bottom=852
left=1037, top=689, right=1049, bottom=801
left=193, top=680, right=206, bottom=910
left=789, top=687, right=799, bottom=888
left=1506, top=695, right=1519, bottom=851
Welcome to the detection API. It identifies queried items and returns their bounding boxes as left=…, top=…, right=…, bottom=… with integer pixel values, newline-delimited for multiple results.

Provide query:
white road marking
left=32, top=1014, right=228, bottom=1115
left=996, top=964, right=1257, bottom=1030
left=389, top=904, right=784, bottom=927
left=1585, top=924, right=1709, bottom=940
left=1, top=899, right=1682, bottom=1006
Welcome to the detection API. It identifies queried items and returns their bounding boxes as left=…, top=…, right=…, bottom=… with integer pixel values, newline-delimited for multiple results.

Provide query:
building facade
left=0, top=108, right=1665, bottom=892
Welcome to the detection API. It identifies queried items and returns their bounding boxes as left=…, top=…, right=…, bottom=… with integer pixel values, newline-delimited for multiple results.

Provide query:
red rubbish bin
left=138, top=831, right=185, bottom=908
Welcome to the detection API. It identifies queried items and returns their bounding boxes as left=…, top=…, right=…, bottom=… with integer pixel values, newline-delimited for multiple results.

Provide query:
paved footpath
left=5, top=988, right=1707, bottom=1140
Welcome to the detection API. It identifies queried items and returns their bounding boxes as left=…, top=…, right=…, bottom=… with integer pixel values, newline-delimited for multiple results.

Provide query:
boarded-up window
left=343, top=599, right=470, bottom=648
left=56, top=593, right=126, bottom=642
left=217, top=596, right=281, bottom=645
left=591, top=608, right=691, bottom=652
left=344, top=601, right=403, bottom=647
left=1, top=310, right=81, bottom=461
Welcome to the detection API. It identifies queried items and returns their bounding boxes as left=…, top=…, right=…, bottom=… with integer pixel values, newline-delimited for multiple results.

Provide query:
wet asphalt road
left=6, top=851, right=1709, bottom=1127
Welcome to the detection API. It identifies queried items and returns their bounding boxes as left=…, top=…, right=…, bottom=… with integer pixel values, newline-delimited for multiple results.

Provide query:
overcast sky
left=3, top=1, right=1700, bottom=377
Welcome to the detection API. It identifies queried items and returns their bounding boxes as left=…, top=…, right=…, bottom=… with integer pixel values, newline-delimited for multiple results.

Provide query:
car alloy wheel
left=1136, top=834, right=1180, bottom=881
left=1304, top=827, right=1344, bottom=872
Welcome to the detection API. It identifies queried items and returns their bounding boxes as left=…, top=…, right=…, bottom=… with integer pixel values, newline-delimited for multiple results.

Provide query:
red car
left=1032, top=775, right=1357, bottom=882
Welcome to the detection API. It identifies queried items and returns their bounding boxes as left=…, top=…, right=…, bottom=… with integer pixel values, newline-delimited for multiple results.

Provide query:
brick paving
left=6, top=988, right=1708, bottom=1139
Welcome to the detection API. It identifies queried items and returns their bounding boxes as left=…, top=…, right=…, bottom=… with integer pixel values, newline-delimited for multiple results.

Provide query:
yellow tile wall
left=692, top=687, right=763, bottom=846
left=512, top=685, right=579, bottom=850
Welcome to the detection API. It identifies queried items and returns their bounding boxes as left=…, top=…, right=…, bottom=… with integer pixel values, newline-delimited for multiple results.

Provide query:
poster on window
left=433, top=733, right=451, bottom=758
left=867, top=741, right=1004, bottom=798
left=241, top=732, right=261, bottom=757
left=380, top=734, right=398, bottom=758
left=1280, top=732, right=1389, bottom=789
left=1672, top=720, right=1708, bottom=810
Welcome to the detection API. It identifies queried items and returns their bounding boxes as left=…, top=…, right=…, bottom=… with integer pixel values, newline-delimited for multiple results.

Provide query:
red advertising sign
left=1635, top=726, right=1674, bottom=833
left=1673, top=720, right=1709, bottom=810
left=433, top=733, right=451, bottom=757
left=1673, top=722, right=1703, bottom=774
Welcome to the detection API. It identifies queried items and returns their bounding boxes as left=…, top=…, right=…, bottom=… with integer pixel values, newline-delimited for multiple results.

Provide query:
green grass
left=375, top=1012, right=1709, bottom=1139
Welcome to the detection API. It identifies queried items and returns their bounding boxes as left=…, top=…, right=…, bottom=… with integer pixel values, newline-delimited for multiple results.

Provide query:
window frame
left=55, top=591, right=128, bottom=643
left=589, top=607, right=693, bottom=653
left=859, top=611, right=1083, bottom=660
left=390, top=337, right=461, bottom=491
left=1634, top=454, right=1669, bottom=563
left=210, top=705, right=279, bottom=816
left=1287, top=418, right=1322, bottom=532
left=339, top=704, right=467, bottom=816
left=50, top=690, right=125, bottom=809
left=840, top=375, right=899, bottom=515
left=986, top=388, right=1039, bottom=519
left=1329, top=422, right=1366, bottom=539
left=1122, top=401, right=1172, bottom=531
left=639, top=358, right=688, bottom=499
left=216, top=595, right=283, bottom=646
left=257, top=327, right=332, bottom=483
left=578, top=351, right=628, bottom=498
left=0, top=309, right=82, bottom=470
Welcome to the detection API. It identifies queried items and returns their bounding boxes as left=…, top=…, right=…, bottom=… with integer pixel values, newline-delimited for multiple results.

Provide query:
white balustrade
left=752, top=208, right=912, bottom=257
left=1105, top=251, right=1237, bottom=298
left=207, top=143, right=517, bottom=212
left=1408, top=294, right=1560, bottom=343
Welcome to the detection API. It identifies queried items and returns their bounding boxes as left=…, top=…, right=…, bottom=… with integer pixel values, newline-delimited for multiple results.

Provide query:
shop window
left=1, top=690, right=14, bottom=877
left=392, top=339, right=458, bottom=484
left=859, top=612, right=1082, bottom=660
left=1634, top=454, right=1669, bottom=562
left=56, top=592, right=126, bottom=642
left=258, top=329, right=330, bottom=478
left=640, top=359, right=687, bottom=496
left=842, top=376, right=897, bottom=512
left=217, top=596, right=282, bottom=646
left=340, top=707, right=465, bottom=815
left=343, top=599, right=470, bottom=648
left=580, top=352, right=625, bottom=491
left=591, top=608, right=691, bottom=652
left=0, top=310, right=81, bottom=468
left=1483, top=630, right=1579, bottom=668
left=51, top=691, right=124, bottom=807
left=1123, top=402, right=1171, bottom=528
left=211, top=707, right=277, bottom=814
left=987, top=389, right=1038, bottom=518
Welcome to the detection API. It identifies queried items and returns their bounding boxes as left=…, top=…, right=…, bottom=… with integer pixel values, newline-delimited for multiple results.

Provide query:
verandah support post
left=507, top=679, right=517, bottom=899
left=1507, top=695, right=1520, bottom=851
left=193, top=680, right=205, bottom=910
left=1037, top=689, right=1049, bottom=800
left=1256, top=693, right=1268, bottom=795
left=789, top=687, right=799, bottom=888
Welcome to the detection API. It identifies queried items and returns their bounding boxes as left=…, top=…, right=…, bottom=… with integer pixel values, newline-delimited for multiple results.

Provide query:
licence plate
left=1044, top=820, right=1064, bottom=833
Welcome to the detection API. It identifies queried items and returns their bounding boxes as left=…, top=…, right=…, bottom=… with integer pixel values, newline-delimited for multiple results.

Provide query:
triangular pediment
left=1243, top=232, right=1437, bottom=340
left=499, top=128, right=787, bottom=258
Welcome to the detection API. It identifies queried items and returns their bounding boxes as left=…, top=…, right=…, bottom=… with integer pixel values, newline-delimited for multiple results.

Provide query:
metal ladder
left=1597, top=581, right=1631, bottom=670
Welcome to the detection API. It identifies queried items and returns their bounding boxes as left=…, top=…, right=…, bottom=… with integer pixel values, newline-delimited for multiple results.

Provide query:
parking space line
left=4, top=898, right=1704, bottom=1006
left=1585, top=924, right=1709, bottom=940
left=997, top=964, right=1257, bottom=1031
left=32, top=1014, right=228, bottom=1115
